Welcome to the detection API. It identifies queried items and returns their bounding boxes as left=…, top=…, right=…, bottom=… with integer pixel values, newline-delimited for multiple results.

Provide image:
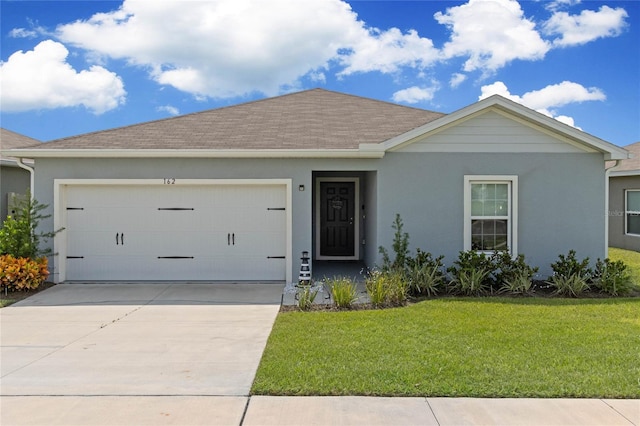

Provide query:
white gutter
left=604, top=160, right=622, bottom=258
left=16, top=157, right=35, bottom=198
left=3, top=149, right=386, bottom=159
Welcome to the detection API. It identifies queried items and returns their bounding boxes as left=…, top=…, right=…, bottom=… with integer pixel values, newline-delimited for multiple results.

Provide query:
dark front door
left=320, top=181, right=355, bottom=257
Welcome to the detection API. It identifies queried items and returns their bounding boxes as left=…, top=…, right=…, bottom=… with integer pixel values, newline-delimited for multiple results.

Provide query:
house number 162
left=163, top=178, right=176, bottom=184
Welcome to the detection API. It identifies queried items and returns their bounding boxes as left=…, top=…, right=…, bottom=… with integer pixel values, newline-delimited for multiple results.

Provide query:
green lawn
left=609, top=247, right=640, bottom=284
left=252, top=298, right=640, bottom=398
left=0, top=298, right=16, bottom=308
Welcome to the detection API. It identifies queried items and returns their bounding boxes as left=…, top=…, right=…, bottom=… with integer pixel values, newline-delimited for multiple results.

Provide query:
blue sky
left=1, top=0, right=638, bottom=146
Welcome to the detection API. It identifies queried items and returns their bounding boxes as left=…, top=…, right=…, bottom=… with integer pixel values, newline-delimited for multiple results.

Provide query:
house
left=0, top=128, right=39, bottom=221
left=608, top=141, right=640, bottom=252
left=3, top=89, right=628, bottom=283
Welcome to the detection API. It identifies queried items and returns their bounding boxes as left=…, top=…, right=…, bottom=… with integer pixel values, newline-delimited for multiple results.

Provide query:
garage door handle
left=116, top=233, right=124, bottom=245
left=232, top=233, right=235, bottom=245
left=227, top=233, right=230, bottom=245
left=116, top=233, right=119, bottom=245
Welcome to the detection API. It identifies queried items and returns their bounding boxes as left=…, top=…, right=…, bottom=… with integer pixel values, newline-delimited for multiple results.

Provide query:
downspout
left=16, top=157, right=35, bottom=198
left=604, top=160, right=622, bottom=258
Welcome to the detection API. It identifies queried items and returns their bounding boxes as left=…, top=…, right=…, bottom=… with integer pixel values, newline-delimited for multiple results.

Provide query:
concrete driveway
left=1, top=283, right=283, bottom=425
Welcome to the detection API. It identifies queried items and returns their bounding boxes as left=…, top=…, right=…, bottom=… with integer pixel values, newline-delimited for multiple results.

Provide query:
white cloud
left=156, top=105, right=179, bottom=116
left=9, top=28, right=38, bottom=39
left=479, top=80, right=605, bottom=127
left=450, top=73, right=467, bottom=88
left=0, top=40, right=126, bottom=114
left=435, top=0, right=550, bottom=72
left=392, top=84, right=439, bottom=104
left=543, top=5, right=628, bottom=47
left=545, top=0, right=581, bottom=12
left=54, top=0, right=355, bottom=98
left=54, top=0, right=440, bottom=98
left=554, top=115, right=577, bottom=127
left=339, top=28, right=439, bottom=76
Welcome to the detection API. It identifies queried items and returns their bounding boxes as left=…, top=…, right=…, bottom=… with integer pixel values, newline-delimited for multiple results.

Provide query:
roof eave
left=2, top=149, right=385, bottom=159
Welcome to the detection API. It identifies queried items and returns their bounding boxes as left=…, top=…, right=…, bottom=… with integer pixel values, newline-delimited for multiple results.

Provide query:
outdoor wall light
left=299, top=185, right=305, bottom=191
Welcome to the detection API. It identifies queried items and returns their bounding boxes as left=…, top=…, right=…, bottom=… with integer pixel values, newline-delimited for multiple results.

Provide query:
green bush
left=593, top=258, right=634, bottom=296
left=549, top=273, right=590, bottom=297
left=327, top=277, right=358, bottom=309
left=449, top=268, right=491, bottom=296
left=500, top=271, right=534, bottom=295
left=296, top=286, right=318, bottom=311
left=447, top=251, right=495, bottom=295
left=548, top=251, right=592, bottom=297
left=549, top=250, right=592, bottom=280
left=366, top=269, right=408, bottom=307
left=0, top=193, right=58, bottom=259
left=378, top=214, right=409, bottom=272
left=406, top=249, right=445, bottom=297
left=494, top=252, right=538, bottom=295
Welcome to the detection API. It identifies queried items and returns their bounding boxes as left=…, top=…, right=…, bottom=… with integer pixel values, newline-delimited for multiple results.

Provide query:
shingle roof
left=0, top=128, right=40, bottom=161
left=611, top=141, right=640, bottom=172
left=28, top=89, right=445, bottom=150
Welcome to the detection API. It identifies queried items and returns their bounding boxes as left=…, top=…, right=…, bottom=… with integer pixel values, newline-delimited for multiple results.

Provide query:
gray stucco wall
left=33, top=157, right=380, bottom=282
left=34, top=152, right=606, bottom=281
left=375, top=152, right=606, bottom=278
left=1, top=164, right=31, bottom=221
left=608, top=175, right=640, bottom=251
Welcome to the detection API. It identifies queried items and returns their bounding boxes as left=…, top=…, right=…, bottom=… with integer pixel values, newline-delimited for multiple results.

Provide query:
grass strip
left=253, top=298, right=640, bottom=398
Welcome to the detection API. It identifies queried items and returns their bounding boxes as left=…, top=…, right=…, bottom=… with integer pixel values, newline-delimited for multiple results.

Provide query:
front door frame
left=315, top=177, right=360, bottom=260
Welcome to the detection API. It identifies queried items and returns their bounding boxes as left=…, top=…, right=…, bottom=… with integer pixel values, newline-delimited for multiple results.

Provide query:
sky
left=0, top=0, right=638, bottom=146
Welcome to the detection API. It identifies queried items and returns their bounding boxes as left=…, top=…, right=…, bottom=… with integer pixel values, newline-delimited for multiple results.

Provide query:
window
left=464, top=176, right=517, bottom=254
left=625, top=190, right=640, bottom=236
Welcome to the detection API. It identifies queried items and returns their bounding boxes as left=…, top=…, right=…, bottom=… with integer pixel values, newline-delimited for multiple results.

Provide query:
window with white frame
left=625, top=190, right=640, bottom=236
left=464, top=176, right=518, bottom=254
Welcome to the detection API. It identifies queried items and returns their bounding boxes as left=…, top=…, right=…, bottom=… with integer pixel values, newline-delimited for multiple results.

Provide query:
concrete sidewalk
left=2, top=284, right=638, bottom=425
left=2, top=396, right=638, bottom=425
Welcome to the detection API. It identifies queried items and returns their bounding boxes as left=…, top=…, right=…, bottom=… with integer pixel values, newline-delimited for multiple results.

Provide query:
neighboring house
left=0, top=128, right=39, bottom=221
left=3, top=89, right=628, bottom=283
left=608, top=141, right=640, bottom=251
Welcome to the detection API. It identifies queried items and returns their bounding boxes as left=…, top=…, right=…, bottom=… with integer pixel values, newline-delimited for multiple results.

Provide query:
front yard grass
left=609, top=247, right=640, bottom=284
left=252, top=298, right=640, bottom=398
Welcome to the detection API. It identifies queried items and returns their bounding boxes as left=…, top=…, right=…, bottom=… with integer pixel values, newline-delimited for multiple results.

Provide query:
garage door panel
left=64, top=184, right=287, bottom=282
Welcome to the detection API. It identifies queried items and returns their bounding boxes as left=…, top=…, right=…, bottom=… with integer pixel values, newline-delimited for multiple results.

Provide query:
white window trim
left=624, top=189, right=640, bottom=237
left=464, top=175, right=518, bottom=255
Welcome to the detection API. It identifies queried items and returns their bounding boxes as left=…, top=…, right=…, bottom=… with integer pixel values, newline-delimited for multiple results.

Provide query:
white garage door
left=64, top=184, right=287, bottom=281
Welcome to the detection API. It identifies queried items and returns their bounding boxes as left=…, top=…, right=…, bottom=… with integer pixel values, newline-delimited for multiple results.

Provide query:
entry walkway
left=1, top=283, right=638, bottom=425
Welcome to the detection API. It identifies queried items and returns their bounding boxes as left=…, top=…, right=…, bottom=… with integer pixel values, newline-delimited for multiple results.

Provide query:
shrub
left=449, top=268, right=491, bottom=296
left=548, top=251, right=592, bottom=297
left=378, top=214, right=409, bottom=272
left=296, top=286, right=318, bottom=311
left=327, top=277, right=358, bottom=309
left=0, top=254, right=49, bottom=292
left=549, top=273, right=590, bottom=297
left=500, top=271, right=534, bottom=295
left=365, top=269, right=408, bottom=308
left=365, top=269, right=388, bottom=308
left=406, top=249, right=445, bottom=297
left=447, top=251, right=495, bottom=295
left=549, top=250, right=592, bottom=280
left=494, top=252, right=538, bottom=295
left=0, top=192, right=58, bottom=259
left=593, top=258, right=634, bottom=296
